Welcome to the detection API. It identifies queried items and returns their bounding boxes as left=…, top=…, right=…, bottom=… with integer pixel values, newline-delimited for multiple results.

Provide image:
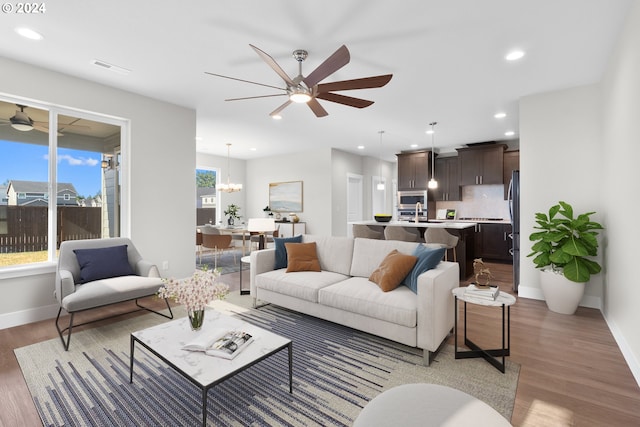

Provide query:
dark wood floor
left=1, top=263, right=639, bottom=426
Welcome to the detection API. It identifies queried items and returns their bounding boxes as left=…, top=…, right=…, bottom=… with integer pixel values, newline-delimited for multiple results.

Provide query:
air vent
left=91, top=59, right=131, bottom=75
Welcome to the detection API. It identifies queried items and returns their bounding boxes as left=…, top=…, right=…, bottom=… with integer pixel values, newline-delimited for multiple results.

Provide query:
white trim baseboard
left=602, top=313, right=640, bottom=387
left=0, top=303, right=58, bottom=331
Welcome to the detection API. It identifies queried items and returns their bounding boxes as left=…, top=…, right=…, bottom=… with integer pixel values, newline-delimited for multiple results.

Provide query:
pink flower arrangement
left=158, top=269, right=229, bottom=311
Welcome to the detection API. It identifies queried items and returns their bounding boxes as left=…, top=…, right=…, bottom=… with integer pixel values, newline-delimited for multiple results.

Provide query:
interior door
left=346, top=173, right=363, bottom=237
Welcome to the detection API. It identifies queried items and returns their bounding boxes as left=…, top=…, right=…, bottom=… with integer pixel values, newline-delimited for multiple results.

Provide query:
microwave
left=397, top=190, right=428, bottom=209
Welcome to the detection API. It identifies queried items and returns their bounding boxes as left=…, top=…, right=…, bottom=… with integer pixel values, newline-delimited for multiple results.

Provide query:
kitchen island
left=350, top=220, right=476, bottom=279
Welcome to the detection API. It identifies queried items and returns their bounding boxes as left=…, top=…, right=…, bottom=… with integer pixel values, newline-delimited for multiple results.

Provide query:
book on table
left=182, top=329, right=254, bottom=359
left=464, top=284, right=500, bottom=300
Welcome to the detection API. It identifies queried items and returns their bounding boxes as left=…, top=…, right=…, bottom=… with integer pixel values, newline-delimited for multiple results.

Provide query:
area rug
left=15, top=304, right=519, bottom=426
left=197, top=249, right=245, bottom=275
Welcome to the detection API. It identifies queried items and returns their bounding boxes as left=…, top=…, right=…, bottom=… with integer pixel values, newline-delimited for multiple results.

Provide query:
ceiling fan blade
left=316, top=74, right=393, bottom=93
left=205, top=72, right=285, bottom=91
left=33, top=124, right=63, bottom=136
left=225, top=94, right=288, bottom=102
left=270, top=100, right=293, bottom=117
left=250, top=44, right=296, bottom=86
left=316, top=92, right=374, bottom=109
left=307, top=98, right=328, bottom=117
left=303, top=45, right=350, bottom=88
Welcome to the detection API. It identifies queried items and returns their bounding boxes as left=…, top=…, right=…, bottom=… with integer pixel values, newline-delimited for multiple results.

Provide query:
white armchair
left=55, top=237, right=173, bottom=350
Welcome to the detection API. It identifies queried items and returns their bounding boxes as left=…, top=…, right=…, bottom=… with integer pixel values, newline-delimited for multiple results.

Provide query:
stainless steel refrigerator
left=508, top=170, right=520, bottom=292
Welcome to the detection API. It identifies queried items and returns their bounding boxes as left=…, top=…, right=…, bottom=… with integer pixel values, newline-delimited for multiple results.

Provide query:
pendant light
left=377, top=130, right=385, bottom=190
left=427, top=122, right=438, bottom=189
left=217, top=143, right=243, bottom=193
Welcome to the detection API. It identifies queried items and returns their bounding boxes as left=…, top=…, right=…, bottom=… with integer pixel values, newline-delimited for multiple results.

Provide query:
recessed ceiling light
left=505, top=131, right=515, bottom=136
left=410, top=144, right=419, bottom=148
left=195, top=136, right=203, bottom=141
left=250, top=147, right=257, bottom=151
left=425, top=130, right=434, bottom=135
left=272, top=114, right=282, bottom=120
left=494, top=112, right=507, bottom=119
left=357, top=145, right=365, bottom=150
left=506, top=50, right=525, bottom=61
left=15, top=27, right=43, bottom=40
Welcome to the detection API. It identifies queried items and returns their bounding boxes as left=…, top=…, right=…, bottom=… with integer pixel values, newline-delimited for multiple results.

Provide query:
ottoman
left=353, top=383, right=512, bottom=426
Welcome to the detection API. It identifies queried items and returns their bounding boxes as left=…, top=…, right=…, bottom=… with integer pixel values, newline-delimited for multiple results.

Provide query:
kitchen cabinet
left=397, top=151, right=431, bottom=190
left=503, top=150, right=520, bottom=199
left=457, top=144, right=506, bottom=186
left=434, top=156, right=460, bottom=201
left=276, top=221, right=306, bottom=238
left=474, top=223, right=512, bottom=261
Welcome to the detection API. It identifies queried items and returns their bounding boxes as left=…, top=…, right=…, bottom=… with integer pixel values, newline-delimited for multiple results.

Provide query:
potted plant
left=224, top=204, right=241, bottom=226
left=528, top=201, right=603, bottom=314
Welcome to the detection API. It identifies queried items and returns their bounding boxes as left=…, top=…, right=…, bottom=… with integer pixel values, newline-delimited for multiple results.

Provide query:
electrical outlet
left=162, top=261, right=169, bottom=270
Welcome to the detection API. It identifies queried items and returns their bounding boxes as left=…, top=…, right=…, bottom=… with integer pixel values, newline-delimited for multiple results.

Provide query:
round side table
left=452, top=287, right=516, bottom=373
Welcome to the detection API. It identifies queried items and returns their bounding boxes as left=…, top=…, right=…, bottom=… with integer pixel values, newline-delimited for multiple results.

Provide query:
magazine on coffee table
left=182, top=329, right=253, bottom=359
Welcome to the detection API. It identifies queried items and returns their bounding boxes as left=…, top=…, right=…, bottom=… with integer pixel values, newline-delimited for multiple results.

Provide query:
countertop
left=350, top=220, right=477, bottom=229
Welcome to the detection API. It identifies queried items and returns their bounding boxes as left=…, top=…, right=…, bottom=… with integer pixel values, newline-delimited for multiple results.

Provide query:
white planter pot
left=539, top=269, right=585, bottom=315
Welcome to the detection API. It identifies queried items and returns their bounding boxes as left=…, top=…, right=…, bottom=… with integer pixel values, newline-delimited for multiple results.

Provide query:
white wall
left=519, top=84, right=603, bottom=307
left=0, top=57, right=196, bottom=328
left=601, top=1, right=640, bottom=383
left=245, top=148, right=333, bottom=236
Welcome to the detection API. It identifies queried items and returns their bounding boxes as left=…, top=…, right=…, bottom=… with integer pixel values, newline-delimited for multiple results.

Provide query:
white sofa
left=250, top=235, right=459, bottom=364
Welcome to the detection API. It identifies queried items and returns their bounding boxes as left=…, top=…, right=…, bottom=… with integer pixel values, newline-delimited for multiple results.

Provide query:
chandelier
left=217, top=143, right=242, bottom=193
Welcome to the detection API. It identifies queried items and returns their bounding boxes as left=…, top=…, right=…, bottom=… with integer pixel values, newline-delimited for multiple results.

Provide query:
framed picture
left=269, top=181, right=303, bottom=212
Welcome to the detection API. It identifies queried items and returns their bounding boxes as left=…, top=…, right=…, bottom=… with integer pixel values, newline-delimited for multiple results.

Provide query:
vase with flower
left=157, top=268, right=230, bottom=331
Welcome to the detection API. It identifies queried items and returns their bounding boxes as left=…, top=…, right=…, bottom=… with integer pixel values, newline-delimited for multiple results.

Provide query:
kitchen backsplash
left=435, top=184, right=510, bottom=220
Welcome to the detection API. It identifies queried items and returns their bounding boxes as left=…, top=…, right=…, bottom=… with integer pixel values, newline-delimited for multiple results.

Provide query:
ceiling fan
left=0, top=104, right=89, bottom=135
left=206, top=44, right=392, bottom=118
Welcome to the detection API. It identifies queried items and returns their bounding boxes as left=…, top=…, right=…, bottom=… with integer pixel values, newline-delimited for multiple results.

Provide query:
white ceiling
left=0, top=0, right=632, bottom=161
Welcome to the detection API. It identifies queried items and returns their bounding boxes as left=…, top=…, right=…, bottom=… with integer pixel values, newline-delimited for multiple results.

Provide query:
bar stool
left=424, top=228, right=458, bottom=261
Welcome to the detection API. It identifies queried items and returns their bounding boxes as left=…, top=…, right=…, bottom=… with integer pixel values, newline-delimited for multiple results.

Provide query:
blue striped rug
left=15, top=305, right=518, bottom=426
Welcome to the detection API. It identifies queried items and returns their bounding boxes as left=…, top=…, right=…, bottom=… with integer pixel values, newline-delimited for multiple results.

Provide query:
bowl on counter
left=374, top=214, right=393, bottom=223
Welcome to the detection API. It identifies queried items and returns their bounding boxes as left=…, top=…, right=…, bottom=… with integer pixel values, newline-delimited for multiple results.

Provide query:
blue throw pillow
left=402, top=245, right=446, bottom=293
left=274, top=235, right=302, bottom=270
left=73, top=245, right=135, bottom=284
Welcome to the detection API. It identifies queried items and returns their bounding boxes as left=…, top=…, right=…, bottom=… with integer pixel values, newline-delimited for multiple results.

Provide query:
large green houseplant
left=528, top=201, right=603, bottom=314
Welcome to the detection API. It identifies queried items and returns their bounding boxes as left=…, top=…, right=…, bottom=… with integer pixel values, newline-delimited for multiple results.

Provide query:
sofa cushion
left=302, top=235, right=354, bottom=275
left=369, top=250, right=417, bottom=292
left=274, top=235, right=302, bottom=269
left=402, top=245, right=446, bottom=293
left=350, top=238, right=419, bottom=278
left=285, top=242, right=321, bottom=272
left=73, top=245, right=135, bottom=284
left=255, top=269, right=350, bottom=303
left=318, top=277, right=417, bottom=327
left=62, top=275, right=163, bottom=311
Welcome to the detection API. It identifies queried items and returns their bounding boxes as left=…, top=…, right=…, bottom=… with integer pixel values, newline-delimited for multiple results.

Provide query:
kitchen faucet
left=415, top=202, right=422, bottom=223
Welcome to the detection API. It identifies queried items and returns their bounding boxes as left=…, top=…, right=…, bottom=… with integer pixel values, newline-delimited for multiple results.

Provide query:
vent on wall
left=91, top=59, right=131, bottom=75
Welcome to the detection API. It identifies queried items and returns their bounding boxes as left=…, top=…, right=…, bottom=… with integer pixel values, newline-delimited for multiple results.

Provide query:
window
left=0, top=98, right=126, bottom=269
left=196, top=168, right=217, bottom=225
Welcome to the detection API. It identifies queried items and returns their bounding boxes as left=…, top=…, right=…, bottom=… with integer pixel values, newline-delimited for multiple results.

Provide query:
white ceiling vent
left=91, top=59, right=131, bottom=75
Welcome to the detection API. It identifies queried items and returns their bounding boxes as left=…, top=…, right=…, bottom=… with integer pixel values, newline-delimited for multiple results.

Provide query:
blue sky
left=0, top=140, right=102, bottom=197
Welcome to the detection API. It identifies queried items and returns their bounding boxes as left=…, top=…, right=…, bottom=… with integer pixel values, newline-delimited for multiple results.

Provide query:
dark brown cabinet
left=457, top=144, right=506, bottom=186
left=503, top=150, right=520, bottom=199
left=434, top=156, right=460, bottom=201
left=474, top=223, right=512, bottom=261
left=397, top=151, right=431, bottom=190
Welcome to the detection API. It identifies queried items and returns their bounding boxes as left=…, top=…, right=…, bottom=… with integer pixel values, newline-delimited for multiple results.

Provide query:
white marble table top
left=452, top=286, right=517, bottom=307
left=131, top=309, right=291, bottom=387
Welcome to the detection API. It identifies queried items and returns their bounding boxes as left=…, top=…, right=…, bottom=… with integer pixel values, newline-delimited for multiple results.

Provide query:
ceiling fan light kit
left=206, top=44, right=392, bottom=118
left=10, top=105, right=34, bottom=131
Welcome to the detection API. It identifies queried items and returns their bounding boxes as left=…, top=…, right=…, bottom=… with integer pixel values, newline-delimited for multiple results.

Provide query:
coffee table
left=129, top=309, right=292, bottom=426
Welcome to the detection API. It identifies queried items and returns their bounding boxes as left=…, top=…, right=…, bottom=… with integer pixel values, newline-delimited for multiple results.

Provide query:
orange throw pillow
left=285, top=242, right=321, bottom=272
left=369, top=249, right=417, bottom=292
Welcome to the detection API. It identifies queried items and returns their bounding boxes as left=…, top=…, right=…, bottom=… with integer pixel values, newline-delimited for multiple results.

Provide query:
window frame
left=0, top=95, right=129, bottom=276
